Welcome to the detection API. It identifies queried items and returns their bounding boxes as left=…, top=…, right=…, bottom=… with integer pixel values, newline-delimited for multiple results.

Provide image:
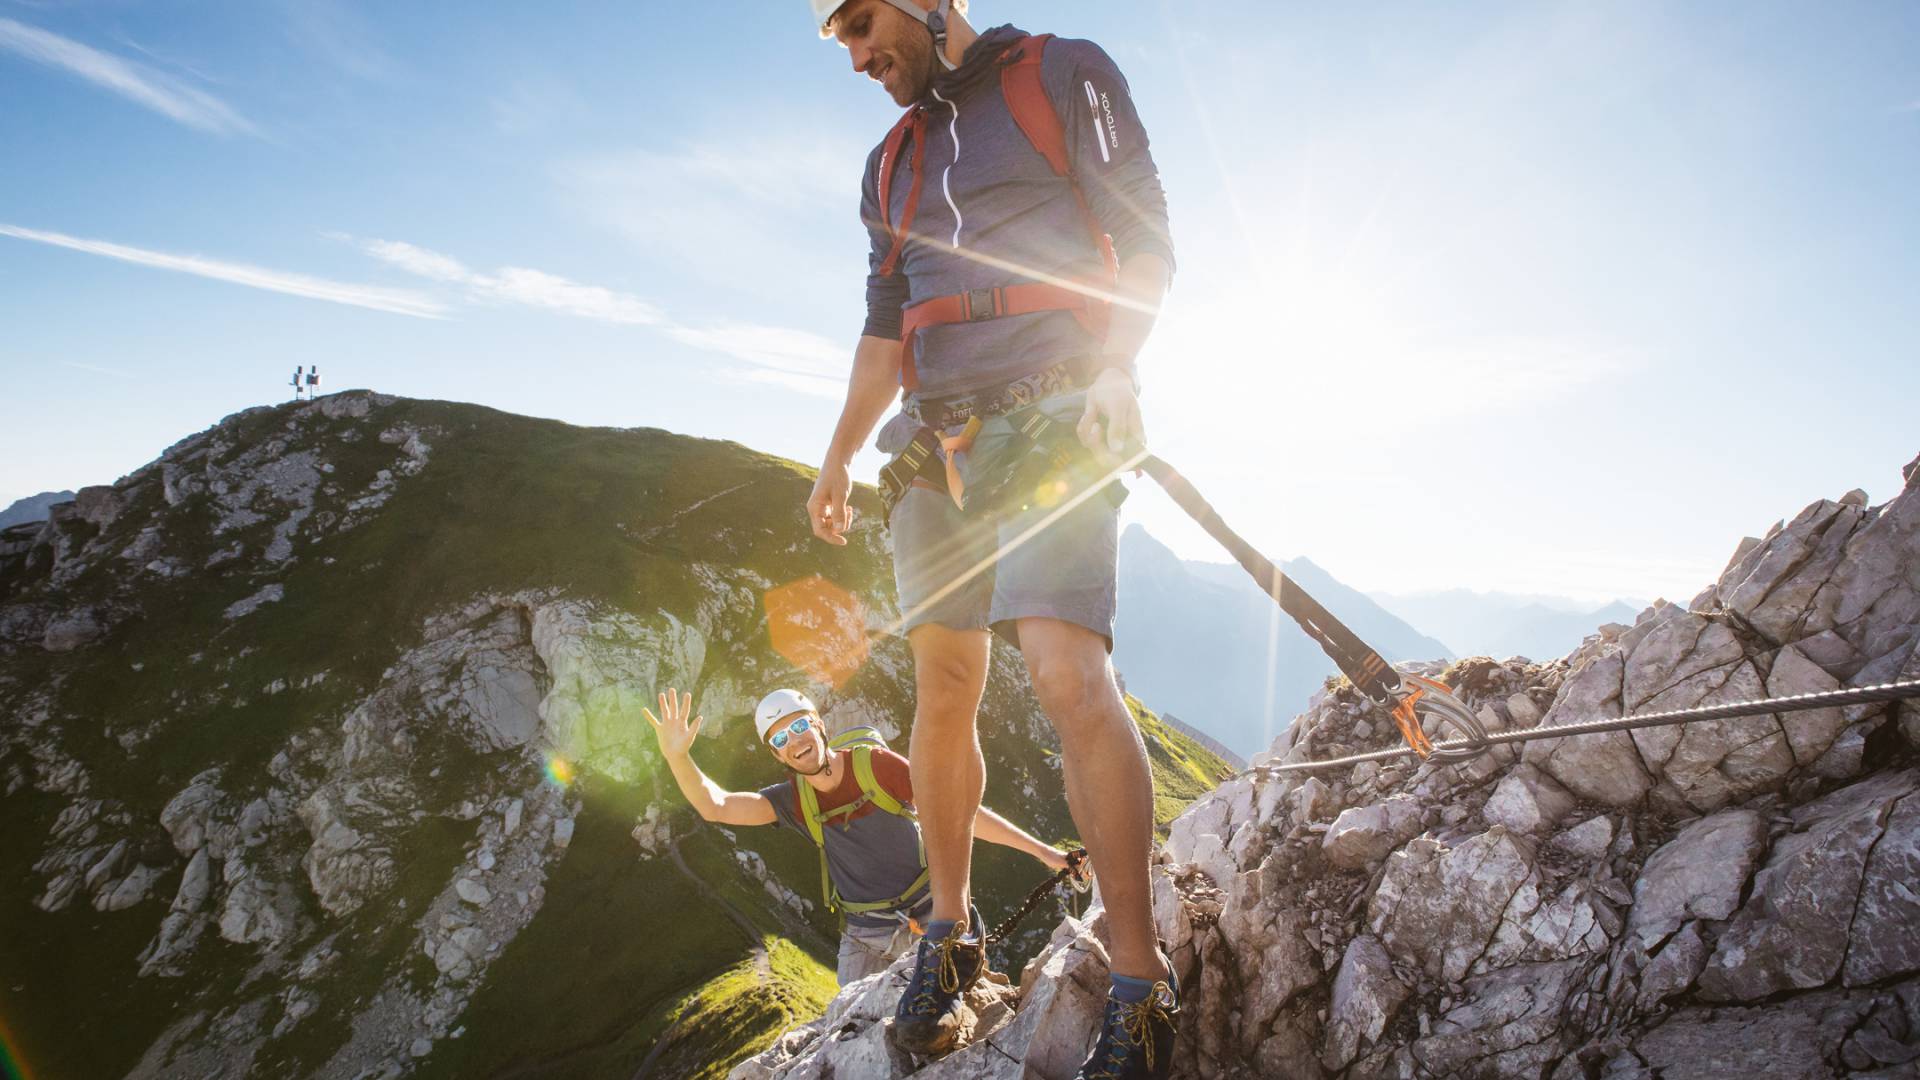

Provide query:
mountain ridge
left=0, top=390, right=1228, bottom=1079
left=0, top=490, right=76, bottom=530
left=1115, top=524, right=1452, bottom=758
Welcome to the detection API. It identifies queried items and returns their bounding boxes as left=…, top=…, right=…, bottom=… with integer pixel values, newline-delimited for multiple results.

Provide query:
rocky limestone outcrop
left=739, top=462, right=1920, bottom=1078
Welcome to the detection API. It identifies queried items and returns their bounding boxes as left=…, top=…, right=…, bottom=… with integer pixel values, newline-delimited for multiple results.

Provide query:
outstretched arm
left=974, top=805, right=1072, bottom=872
left=644, top=689, right=776, bottom=827
left=807, top=334, right=904, bottom=546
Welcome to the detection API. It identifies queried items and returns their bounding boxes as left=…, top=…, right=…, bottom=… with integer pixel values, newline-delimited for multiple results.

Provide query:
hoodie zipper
left=930, top=85, right=964, bottom=249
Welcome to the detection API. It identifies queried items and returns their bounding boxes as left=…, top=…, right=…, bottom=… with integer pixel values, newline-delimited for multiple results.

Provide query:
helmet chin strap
left=880, top=0, right=959, bottom=71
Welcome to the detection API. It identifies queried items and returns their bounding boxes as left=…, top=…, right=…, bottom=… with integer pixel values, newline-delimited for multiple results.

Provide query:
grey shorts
left=880, top=391, right=1120, bottom=650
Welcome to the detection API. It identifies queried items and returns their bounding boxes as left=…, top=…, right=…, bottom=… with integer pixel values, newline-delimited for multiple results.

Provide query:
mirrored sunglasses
left=767, top=715, right=813, bottom=750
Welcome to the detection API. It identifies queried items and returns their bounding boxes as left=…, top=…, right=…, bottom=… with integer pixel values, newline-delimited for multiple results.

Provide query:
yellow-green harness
left=795, top=727, right=929, bottom=916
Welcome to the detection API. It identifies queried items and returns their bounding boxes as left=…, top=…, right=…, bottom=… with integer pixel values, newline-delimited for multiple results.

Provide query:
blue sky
left=2, top=1, right=1915, bottom=605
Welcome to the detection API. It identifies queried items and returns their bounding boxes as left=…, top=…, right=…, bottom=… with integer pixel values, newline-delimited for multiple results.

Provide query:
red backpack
left=871, top=34, right=1120, bottom=392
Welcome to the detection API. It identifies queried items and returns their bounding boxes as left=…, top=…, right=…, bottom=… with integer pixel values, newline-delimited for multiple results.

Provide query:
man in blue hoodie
left=803, top=2, right=1179, bottom=1076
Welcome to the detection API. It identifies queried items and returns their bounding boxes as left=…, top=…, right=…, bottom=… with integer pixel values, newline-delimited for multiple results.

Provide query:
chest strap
left=898, top=283, right=1106, bottom=392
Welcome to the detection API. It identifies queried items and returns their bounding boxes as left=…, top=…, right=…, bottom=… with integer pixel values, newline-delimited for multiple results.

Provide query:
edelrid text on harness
left=795, top=726, right=931, bottom=916
left=873, top=33, right=1119, bottom=393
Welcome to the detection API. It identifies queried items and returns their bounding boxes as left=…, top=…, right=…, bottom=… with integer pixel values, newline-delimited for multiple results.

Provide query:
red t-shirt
left=771, top=747, right=914, bottom=824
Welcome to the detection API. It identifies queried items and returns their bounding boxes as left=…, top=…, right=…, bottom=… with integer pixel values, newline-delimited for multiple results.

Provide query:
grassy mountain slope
left=0, top=392, right=1226, bottom=1080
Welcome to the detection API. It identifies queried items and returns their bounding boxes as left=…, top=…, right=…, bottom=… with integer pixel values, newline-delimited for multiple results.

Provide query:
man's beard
left=885, top=30, right=936, bottom=105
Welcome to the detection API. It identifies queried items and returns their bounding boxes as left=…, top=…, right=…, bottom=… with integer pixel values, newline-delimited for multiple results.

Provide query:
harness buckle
left=966, top=288, right=997, bottom=321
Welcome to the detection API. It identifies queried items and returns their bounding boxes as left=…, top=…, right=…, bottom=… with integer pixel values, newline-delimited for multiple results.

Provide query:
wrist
left=1091, top=362, right=1139, bottom=394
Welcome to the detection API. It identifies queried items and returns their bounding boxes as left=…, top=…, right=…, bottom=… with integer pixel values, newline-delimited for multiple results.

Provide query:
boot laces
left=935, top=924, right=974, bottom=993
left=907, top=925, right=975, bottom=1016
left=1086, top=982, right=1177, bottom=1078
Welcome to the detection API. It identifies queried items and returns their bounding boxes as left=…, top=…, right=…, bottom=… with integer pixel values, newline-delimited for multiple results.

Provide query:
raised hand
left=642, top=688, right=704, bottom=760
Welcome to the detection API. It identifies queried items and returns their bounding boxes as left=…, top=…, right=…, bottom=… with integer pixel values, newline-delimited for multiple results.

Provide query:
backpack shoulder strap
left=850, top=745, right=908, bottom=818
left=794, top=776, right=827, bottom=848
left=875, top=106, right=927, bottom=277
left=999, top=35, right=1071, bottom=180
left=999, top=34, right=1119, bottom=291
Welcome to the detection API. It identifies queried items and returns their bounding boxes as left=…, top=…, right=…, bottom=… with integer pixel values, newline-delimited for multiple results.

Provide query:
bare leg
left=906, top=623, right=992, bottom=926
left=1018, top=616, right=1165, bottom=980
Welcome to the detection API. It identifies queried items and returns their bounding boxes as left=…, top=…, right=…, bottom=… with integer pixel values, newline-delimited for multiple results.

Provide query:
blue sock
left=926, top=917, right=980, bottom=943
left=1111, top=973, right=1156, bottom=1003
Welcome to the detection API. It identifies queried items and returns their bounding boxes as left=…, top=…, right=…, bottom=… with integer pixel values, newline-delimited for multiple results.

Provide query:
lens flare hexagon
left=764, top=575, right=870, bottom=688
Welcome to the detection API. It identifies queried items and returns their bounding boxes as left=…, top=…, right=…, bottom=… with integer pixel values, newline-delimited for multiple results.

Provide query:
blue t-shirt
left=759, top=747, right=931, bottom=928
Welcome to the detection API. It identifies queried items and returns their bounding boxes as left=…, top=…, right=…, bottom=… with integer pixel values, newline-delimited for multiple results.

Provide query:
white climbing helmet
left=755, top=688, right=818, bottom=742
left=810, top=0, right=850, bottom=35
left=811, top=0, right=963, bottom=71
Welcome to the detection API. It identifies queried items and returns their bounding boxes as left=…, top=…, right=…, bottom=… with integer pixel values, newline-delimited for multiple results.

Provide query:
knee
left=1026, top=653, right=1114, bottom=733
left=916, top=649, right=978, bottom=702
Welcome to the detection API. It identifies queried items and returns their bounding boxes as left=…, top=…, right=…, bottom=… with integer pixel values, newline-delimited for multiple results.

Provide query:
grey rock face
left=1698, top=770, right=1919, bottom=1000
left=222, top=583, right=285, bottom=621
left=1369, top=828, right=1534, bottom=982
left=1551, top=815, right=1615, bottom=860
left=217, top=871, right=302, bottom=946
left=96, top=864, right=166, bottom=911
left=1526, top=653, right=1652, bottom=807
left=1481, top=764, right=1576, bottom=835
left=1411, top=959, right=1586, bottom=1078
left=1635, top=920, right=1708, bottom=1012
left=1847, top=784, right=1920, bottom=985
left=1322, top=794, right=1425, bottom=869
left=43, top=607, right=110, bottom=651
left=1322, top=935, right=1407, bottom=1071
left=1624, top=808, right=1768, bottom=951
left=161, top=771, right=223, bottom=855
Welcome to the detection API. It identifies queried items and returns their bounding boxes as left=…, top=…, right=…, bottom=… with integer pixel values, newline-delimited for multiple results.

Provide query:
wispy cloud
left=558, top=130, right=865, bottom=302
left=0, top=17, right=254, bottom=135
left=61, top=360, right=134, bottom=378
left=0, top=224, right=447, bottom=318
left=278, top=0, right=397, bottom=83
left=352, top=236, right=845, bottom=393
left=666, top=324, right=847, bottom=397
left=355, top=238, right=663, bottom=325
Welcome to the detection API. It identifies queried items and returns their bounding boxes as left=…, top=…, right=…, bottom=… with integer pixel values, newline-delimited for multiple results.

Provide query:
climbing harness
left=1256, top=678, right=1920, bottom=776
left=982, top=848, right=1091, bottom=949
left=948, top=408, right=1128, bottom=522
left=876, top=362, right=1086, bottom=523
left=795, top=726, right=931, bottom=915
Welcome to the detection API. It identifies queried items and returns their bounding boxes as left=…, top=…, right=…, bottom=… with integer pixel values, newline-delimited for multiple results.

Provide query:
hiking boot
left=1074, top=969, right=1181, bottom=1080
left=890, top=908, right=985, bottom=1056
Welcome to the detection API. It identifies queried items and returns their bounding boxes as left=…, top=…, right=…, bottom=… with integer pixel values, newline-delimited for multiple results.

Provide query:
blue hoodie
left=860, top=24, right=1176, bottom=404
